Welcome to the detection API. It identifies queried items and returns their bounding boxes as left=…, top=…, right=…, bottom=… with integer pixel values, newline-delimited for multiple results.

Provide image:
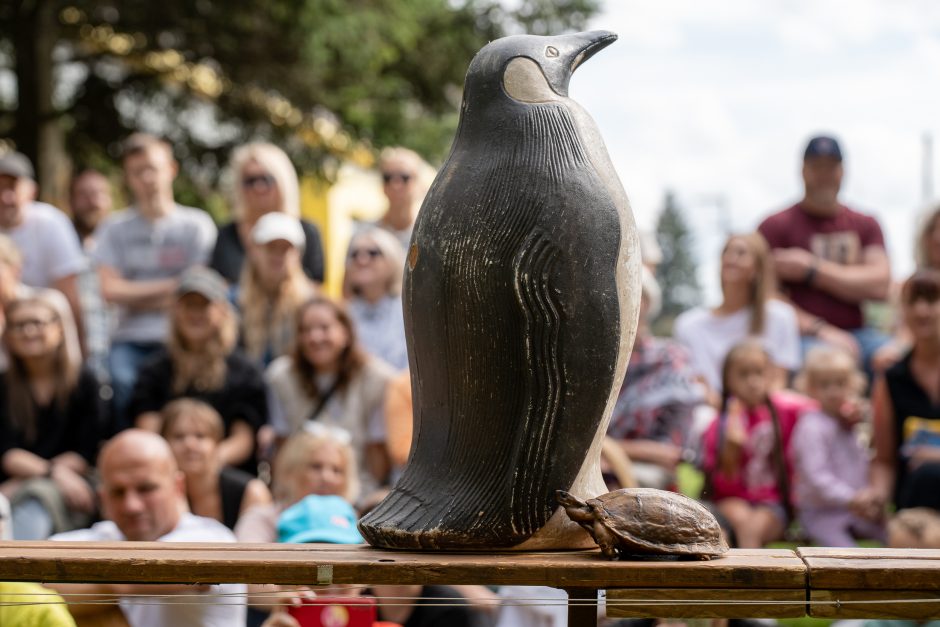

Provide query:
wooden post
left=565, top=587, right=599, bottom=627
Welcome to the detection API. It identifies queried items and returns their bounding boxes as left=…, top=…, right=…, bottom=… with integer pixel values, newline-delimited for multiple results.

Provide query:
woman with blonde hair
left=674, top=232, right=800, bottom=398
left=0, top=294, right=103, bottom=539
left=235, top=429, right=359, bottom=540
left=344, top=226, right=407, bottom=370
left=129, top=267, right=267, bottom=471
left=238, top=212, right=315, bottom=366
left=235, top=430, right=360, bottom=618
left=371, top=146, right=433, bottom=249
left=210, top=142, right=325, bottom=284
left=869, top=205, right=940, bottom=373
left=161, top=398, right=272, bottom=530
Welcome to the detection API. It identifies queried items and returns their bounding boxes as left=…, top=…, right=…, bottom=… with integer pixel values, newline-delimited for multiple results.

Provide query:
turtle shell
left=588, top=488, right=729, bottom=558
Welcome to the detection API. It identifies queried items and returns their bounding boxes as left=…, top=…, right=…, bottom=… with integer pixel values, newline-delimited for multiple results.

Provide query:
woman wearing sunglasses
left=371, top=147, right=432, bottom=250
left=343, top=227, right=407, bottom=371
left=210, top=142, right=325, bottom=285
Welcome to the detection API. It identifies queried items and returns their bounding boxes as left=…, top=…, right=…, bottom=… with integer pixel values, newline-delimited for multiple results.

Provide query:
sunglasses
left=382, top=172, right=412, bottom=184
left=242, top=174, right=275, bottom=191
left=349, top=247, right=383, bottom=261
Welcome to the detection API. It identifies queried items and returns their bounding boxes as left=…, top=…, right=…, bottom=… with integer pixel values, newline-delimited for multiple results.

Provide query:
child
left=700, top=339, right=806, bottom=548
left=888, top=507, right=940, bottom=548
left=791, top=346, right=885, bottom=546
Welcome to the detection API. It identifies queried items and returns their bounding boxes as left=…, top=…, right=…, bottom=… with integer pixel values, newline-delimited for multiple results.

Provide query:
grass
left=778, top=618, right=833, bottom=627
left=676, top=462, right=705, bottom=499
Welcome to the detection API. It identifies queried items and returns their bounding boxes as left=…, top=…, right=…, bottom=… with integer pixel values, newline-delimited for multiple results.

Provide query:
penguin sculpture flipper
left=359, top=30, right=639, bottom=550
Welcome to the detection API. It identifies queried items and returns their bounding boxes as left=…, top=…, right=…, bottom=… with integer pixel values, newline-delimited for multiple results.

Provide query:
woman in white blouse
left=674, top=232, right=800, bottom=401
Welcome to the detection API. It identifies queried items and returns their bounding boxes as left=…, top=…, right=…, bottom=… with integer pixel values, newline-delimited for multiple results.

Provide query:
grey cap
left=176, top=266, right=229, bottom=303
left=0, top=152, right=35, bottom=180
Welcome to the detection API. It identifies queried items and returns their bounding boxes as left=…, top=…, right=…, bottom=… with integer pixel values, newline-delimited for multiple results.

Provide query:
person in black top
left=873, top=269, right=940, bottom=512
left=210, top=142, right=324, bottom=285
left=161, top=398, right=271, bottom=529
left=129, top=267, right=267, bottom=473
left=0, top=295, right=103, bottom=539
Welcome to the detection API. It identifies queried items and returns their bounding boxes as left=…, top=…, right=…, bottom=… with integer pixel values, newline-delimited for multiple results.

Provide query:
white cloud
left=571, top=0, right=940, bottom=299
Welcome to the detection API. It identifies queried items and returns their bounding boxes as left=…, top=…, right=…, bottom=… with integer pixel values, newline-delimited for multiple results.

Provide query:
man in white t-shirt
left=0, top=151, right=87, bottom=343
left=51, top=430, right=245, bottom=627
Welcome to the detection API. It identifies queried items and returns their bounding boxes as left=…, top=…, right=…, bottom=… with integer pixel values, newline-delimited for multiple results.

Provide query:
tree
left=0, top=0, right=600, bottom=204
left=654, top=190, right=702, bottom=329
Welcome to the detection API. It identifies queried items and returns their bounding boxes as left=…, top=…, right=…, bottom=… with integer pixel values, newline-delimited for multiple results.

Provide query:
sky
left=568, top=0, right=940, bottom=302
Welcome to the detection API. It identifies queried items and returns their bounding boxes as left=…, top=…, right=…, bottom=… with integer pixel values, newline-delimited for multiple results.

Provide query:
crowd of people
left=615, top=134, right=940, bottom=555
left=1, top=129, right=939, bottom=627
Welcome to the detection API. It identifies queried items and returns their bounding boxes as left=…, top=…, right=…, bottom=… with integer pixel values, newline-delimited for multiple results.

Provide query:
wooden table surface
left=3, top=543, right=940, bottom=623
left=0, top=543, right=804, bottom=588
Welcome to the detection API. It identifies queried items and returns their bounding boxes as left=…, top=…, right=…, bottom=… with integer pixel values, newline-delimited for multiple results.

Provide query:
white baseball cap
left=252, top=212, right=306, bottom=251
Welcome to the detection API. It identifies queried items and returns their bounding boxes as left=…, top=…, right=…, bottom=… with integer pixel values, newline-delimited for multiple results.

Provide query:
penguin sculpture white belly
left=359, top=30, right=641, bottom=550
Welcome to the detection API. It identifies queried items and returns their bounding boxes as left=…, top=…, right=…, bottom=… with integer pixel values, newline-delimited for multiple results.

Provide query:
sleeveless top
left=883, top=351, right=940, bottom=502
left=193, top=467, right=253, bottom=530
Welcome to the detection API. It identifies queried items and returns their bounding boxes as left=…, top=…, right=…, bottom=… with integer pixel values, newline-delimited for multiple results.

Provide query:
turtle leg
left=593, top=521, right=618, bottom=559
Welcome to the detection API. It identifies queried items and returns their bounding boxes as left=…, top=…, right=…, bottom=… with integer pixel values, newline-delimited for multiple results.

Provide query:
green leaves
left=4, top=0, right=599, bottom=203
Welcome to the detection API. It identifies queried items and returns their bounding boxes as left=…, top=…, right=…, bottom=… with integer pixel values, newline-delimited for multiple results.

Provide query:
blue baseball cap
left=277, top=495, right=364, bottom=545
left=804, top=135, right=842, bottom=162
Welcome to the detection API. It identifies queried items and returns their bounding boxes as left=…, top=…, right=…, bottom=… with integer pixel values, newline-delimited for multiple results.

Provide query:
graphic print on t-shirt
left=901, top=416, right=940, bottom=457
left=745, top=420, right=778, bottom=492
left=810, top=231, right=861, bottom=266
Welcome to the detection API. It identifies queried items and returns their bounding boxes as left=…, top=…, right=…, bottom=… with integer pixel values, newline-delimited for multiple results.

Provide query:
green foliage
left=1, top=0, right=600, bottom=199
left=655, top=190, right=703, bottom=321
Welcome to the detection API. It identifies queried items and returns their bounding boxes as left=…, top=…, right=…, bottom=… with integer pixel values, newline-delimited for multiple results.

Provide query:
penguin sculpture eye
left=502, top=57, right=558, bottom=103
left=546, top=46, right=559, bottom=58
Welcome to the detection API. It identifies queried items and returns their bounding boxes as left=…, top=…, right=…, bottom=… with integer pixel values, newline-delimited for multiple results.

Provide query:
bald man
left=51, top=430, right=245, bottom=627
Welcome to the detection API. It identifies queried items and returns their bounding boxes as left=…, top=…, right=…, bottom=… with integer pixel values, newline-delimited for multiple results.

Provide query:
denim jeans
left=108, top=341, right=163, bottom=432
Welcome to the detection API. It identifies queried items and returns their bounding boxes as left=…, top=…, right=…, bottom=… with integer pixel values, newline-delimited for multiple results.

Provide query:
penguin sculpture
left=359, top=30, right=641, bottom=550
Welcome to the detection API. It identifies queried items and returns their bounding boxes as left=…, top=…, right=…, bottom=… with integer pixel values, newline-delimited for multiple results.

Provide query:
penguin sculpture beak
left=543, top=30, right=617, bottom=97
left=567, top=30, right=618, bottom=73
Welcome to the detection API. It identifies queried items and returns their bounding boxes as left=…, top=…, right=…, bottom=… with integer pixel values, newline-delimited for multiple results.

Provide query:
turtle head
left=556, top=490, right=594, bottom=523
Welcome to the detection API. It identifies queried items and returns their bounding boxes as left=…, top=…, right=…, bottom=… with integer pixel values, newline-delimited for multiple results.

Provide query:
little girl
left=700, top=339, right=806, bottom=548
left=791, top=346, right=885, bottom=546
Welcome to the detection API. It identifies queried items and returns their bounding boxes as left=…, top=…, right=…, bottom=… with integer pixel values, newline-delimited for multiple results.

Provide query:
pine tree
left=654, top=190, right=702, bottom=332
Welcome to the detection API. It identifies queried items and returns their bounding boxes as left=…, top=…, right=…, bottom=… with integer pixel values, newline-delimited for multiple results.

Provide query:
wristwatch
left=803, top=260, right=818, bottom=286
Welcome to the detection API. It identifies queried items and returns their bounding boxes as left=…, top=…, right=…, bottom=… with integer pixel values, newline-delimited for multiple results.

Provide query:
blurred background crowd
left=2, top=1, right=940, bottom=626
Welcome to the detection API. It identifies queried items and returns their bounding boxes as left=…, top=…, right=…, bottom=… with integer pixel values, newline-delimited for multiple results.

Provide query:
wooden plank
left=0, top=543, right=805, bottom=588
left=810, top=590, right=940, bottom=620
left=606, top=588, right=806, bottom=619
left=798, top=547, right=940, bottom=560
left=797, top=547, right=940, bottom=591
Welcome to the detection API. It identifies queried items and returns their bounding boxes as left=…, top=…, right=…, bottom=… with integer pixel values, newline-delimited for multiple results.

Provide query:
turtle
left=556, top=488, right=729, bottom=560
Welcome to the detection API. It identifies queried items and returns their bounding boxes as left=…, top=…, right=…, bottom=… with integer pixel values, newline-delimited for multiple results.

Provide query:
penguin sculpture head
left=458, top=30, right=616, bottom=119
